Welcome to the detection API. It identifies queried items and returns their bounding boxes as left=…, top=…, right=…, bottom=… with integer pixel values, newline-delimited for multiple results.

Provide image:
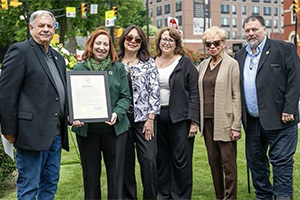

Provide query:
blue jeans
left=16, top=134, right=62, bottom=200
left=246, top=114, right=298, bottom=199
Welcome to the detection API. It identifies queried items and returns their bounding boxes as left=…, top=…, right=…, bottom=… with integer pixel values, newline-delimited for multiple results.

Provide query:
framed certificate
left=66, top=71, right=112, bottom=123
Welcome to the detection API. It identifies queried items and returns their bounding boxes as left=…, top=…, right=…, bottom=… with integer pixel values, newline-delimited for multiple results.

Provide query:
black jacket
left=0, top=39, right=69, bottom=151
left=168, top=56, right=200, bottom=125
left=234, top=37, right=300, bottom=130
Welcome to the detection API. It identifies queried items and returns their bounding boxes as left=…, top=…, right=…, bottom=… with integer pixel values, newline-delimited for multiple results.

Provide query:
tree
left=0, top=0, right=148, bottom=52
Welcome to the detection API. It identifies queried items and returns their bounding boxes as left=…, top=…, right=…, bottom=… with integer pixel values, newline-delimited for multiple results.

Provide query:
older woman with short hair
left=198, top=26, right=241, bottom=200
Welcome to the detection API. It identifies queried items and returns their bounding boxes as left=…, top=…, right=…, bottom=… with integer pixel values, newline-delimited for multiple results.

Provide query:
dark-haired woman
left=118, top=25, right=160, bottom=200
left=72, top=29, right=131, bottom=200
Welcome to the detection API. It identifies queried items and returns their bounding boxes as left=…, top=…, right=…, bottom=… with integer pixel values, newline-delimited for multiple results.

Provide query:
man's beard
left=247, top=38, right=260, bottom=49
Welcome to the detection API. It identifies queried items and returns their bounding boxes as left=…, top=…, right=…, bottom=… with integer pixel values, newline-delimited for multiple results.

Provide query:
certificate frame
left=66, top=71, right=112, bottom=123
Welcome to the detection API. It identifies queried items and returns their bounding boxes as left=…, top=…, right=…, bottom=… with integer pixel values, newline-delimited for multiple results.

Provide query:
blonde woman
left=198, top=26, right=241, bottom=199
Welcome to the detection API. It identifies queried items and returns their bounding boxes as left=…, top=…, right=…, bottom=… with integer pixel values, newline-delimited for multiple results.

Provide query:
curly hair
left=155, top=27, right=185, bottom=57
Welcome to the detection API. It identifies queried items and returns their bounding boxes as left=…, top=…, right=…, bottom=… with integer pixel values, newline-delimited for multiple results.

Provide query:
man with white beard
left=234, top=15, right=300, bottom=200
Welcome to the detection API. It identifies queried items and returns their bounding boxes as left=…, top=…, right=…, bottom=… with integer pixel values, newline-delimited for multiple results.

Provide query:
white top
left=158, top=56, right=182, bottom=106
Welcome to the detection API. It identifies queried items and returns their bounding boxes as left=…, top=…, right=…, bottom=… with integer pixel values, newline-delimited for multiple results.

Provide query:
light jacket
left=198, top=52, right=241, bottom=141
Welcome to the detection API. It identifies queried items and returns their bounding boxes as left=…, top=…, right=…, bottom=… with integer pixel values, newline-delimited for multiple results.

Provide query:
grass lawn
left=1, top=128, right=300, bottom=200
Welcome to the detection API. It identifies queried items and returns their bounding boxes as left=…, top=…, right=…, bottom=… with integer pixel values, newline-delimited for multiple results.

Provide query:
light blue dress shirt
left=243, top=36, right=267, bottom=117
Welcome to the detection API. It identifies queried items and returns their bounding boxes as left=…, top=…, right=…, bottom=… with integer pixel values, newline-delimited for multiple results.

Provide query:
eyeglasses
left=125, top=35, right=142, bottom=44
left=205, top=40, right=222, bottom=48
left=161, top=37, right=175, bottom=43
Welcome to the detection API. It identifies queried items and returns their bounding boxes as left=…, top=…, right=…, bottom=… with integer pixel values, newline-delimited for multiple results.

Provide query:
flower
left=50, top=41, right=77, bottom=70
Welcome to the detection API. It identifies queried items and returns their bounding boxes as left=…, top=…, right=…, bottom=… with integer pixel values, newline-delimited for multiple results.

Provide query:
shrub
left=0, top=129, right=16, bottom=197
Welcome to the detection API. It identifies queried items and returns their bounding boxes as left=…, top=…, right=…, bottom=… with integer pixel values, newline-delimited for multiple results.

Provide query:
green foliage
left=0, top=0, right=149, bottom=48
left=142, top=24, right=158, bottom=37
left=184, top=47, right=202, bottom=65
left=0, top=129, right=16, bottom=198
left=50, top=41, right=77, bottom=70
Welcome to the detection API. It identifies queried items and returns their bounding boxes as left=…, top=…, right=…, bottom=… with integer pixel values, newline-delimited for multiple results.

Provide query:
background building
left=283, top=0, right=300, bottom=56
left=144, top=0, right=284, bottom=56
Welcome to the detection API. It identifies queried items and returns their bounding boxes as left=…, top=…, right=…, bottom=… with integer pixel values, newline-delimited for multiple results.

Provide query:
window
left=242, top=5, right=247, bottom=15
left=176, top=15, right=182, bottom=26
left=263, top=0, right=271, bottom=2
left=150, top=8, right=153, bottom=17
left=157, top=19, right=162, bottom=28
left=274, top=19, right=278, bottom=28
left=252, top=0, right=260, bottom=2
left=232, top=18, right=237, bottom=27
left=274, top=0, right=278, bottom=3
left=232, top=5, right=237, bottom=14
left=232, top=31, right=237, bottom=39
left=265, top=19, right=271, bottom=28
left=242, top=32, right=245, bottom=39
left=221, top=18, right=230, bottom=27
left=221, top=4, right=230, bottom=14
left=165, top=4, right=170, bottom=14
left=156, top=6, right=162, bottom=16
left=274, top=7, right=278, bottom=16
left=251, top=6, right=260, bottom=15
left=227, top=31, right=230, bottom=39
left=176, top=1, right=182, bottom=12
left=156, top=0, right=162, bottom=2
left=149, top=0, right=152, bottom=4
left=165, top=18, right=168, bottom=26
left=263, top=7, right=271, bottom=16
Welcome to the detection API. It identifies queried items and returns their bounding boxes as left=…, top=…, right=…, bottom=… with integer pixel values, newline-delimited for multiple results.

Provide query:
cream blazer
left=198, top=52, right=241, bottom=141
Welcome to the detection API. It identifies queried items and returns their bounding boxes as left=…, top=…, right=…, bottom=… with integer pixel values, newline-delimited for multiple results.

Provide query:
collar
left=245, top=36, right=267, bottom=57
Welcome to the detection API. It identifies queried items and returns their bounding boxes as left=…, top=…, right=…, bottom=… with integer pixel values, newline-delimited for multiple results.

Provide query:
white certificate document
left=67, top=71, right=112, bottom=123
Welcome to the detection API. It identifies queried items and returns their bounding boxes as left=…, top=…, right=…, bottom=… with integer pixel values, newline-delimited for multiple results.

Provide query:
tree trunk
left=67, top=18, right=77, bottom=54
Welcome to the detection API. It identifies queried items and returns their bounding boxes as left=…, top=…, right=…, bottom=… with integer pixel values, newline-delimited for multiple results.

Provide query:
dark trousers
left=246, top=114, right=298, bottom=199
left=203, top=118, right=237, bottom=200
left=76, top=131, right=127, bottom=200
left=156, top=107, right=195, bottom=200
left=123, top=114, right=158, bottom=200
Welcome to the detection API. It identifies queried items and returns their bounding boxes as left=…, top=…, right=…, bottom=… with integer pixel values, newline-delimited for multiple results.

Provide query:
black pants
left=123, top=113, right=158, bottom=199
left=156, top=107, right=195, bottom=200
left=76, top=131, right=127, bottom=200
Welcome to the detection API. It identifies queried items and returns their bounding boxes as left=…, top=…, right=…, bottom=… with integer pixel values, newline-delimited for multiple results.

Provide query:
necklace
left=124, top=57, right=137, bottom=65
left=210, top=58, right=223, bottom=69
left=158, top=55, right=176, bottom=68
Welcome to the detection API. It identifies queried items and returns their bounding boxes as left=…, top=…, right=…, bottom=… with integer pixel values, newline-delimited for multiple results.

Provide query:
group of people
left=0, top=9, right=299, bottom=200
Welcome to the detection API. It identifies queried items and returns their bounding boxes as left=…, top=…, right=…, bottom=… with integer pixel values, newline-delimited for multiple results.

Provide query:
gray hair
left=29, top=10, right=56, bottom=26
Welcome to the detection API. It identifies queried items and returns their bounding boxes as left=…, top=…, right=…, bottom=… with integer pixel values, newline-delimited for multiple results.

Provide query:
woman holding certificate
left=71, top=29, right=131, bottom=200
left=118, top=25, right=160, bottom=199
